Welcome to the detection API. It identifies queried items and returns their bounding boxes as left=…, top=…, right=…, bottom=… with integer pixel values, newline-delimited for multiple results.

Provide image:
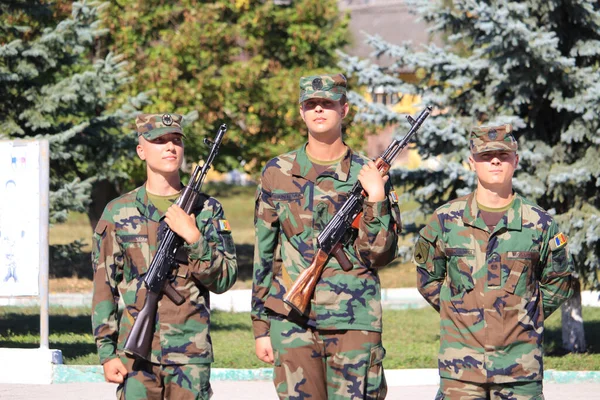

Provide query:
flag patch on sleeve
left=549, top=232, right=567, bottom=251
left=217, top=219, right=231, bottom=232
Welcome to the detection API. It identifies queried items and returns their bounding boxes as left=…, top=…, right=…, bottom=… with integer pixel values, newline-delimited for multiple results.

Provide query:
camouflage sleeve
left=414, top=213, right=446, bottom=312
left=251, top=171, right=279, bottom=339
left=354, top=182, right=399, bottom=269
left=539, top=221, right=574, bottom=318
left=185, top=198, right=238, bottom=294
left=91, top=213, right=123, bottom=365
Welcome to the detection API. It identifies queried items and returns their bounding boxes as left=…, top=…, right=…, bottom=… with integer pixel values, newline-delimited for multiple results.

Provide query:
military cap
left=135, top=113, right=184, bottom=141
left=469, top=124, right=518, bottom=154
left=299, top=73, right=347, bottom=104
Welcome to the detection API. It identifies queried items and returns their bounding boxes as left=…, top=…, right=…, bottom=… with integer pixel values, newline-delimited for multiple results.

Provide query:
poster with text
left=0, top=141, right=45, bottom=296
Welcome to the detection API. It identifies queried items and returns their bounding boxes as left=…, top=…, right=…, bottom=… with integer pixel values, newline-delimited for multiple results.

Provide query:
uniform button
left=488, top=253, right=500, bottom=262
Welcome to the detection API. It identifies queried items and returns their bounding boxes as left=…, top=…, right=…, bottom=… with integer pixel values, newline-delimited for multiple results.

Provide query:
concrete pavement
left=1, top=381, right=599, bottom=399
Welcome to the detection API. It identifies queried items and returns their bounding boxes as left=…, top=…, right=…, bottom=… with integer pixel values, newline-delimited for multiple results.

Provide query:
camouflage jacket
left=91, top=185, right=237, bottom=365
left=251, top=144, right=401, bottom=338
left=415, top=191, right=573, bottom=384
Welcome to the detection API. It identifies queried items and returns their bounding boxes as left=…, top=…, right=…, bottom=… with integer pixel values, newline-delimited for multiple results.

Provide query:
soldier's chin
left=481, top=179, right=509, bottom=190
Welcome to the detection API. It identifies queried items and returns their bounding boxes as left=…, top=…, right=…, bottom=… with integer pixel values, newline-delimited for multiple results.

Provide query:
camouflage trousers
left=269, top=317, right=387, bottom=400
left=435, top=377, right=544, bottom=400
left=116, top=355, right=213, bottom=400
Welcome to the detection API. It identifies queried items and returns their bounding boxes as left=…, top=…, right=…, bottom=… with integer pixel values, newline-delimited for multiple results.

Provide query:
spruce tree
left=0, top=1, right=148, bottom=273
left=339, top=0, right=600, bottom=352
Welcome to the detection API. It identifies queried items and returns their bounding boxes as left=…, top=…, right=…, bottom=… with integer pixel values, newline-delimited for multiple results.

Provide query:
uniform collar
left=290, top=142, right=352, bottom=183
left=463, top=190, right=523, bottom=232
left=135, top=184, right=164, bottom=222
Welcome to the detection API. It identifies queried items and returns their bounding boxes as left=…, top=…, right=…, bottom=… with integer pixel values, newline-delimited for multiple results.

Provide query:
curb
left=52, top=366, right=275, bottom=384
left=1, top=289, right=599, bottom=310
left=51, top=365, right=600, bottom=385
left=544, top=370, right=600, bottom=384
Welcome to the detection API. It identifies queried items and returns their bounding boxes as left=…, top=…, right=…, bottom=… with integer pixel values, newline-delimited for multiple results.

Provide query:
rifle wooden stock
left=284, top=248, right=334, bottom=315
left=124, top=290, right=160, bottom=360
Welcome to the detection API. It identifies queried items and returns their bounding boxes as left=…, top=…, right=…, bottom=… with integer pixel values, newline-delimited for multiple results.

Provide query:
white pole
left=39, top=140, right=50, bottom=350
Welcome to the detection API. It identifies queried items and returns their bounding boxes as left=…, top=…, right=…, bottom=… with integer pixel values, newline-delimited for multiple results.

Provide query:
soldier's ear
left=341, top=102, right=349, bottom=118
left=468, top=154, right=475, bottom=171
left=299, top=106, right=307, bottom=123
left=136, top=143, right=146, bottom=160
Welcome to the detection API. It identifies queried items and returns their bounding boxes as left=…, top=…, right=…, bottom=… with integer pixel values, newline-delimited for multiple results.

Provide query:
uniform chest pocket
left=272, top=192, right=305, bottom=239
left=119, top=234, right=149, bottom=280
left=504, top=251, right=537, bottom=295
left=445, top=248, right=475, bottom=296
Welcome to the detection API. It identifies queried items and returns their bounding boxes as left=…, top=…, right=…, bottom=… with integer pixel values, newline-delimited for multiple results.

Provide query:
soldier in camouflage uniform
left=414, top=124, right=574, bottom=400
left=252, top=73, right=402, bottom=399
left=92, top=113, right=238, bottom=399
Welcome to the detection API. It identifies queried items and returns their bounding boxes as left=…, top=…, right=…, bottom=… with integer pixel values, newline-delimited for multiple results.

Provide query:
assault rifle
left=283, top=106, right=432, bottom=316
left=124, top=124, right=227, bottom=360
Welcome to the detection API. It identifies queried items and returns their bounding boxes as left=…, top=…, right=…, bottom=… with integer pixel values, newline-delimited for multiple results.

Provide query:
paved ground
left=1, top=381, right=599, bottom=399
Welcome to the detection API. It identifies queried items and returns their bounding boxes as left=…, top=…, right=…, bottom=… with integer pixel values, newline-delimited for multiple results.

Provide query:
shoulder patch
left=549, top=232, right=568, bottom=251
left=414, top=237, right=430, bottom=264
left=216, top=219, right=231, bottom=232
left=213, top=219, right=235, bottom=254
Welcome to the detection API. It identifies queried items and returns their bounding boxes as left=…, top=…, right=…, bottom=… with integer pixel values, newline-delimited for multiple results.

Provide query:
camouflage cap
left=299, top=73, right=347, bottom=104
left=135, top=113, right=184, bottom=141
left=469, top=124, right=518, bottom=154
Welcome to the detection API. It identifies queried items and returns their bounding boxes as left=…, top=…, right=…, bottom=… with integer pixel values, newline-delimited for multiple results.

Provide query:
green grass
left=2, top=306, right=600, bottom=370
left=49, top=211, right=94, bottom=251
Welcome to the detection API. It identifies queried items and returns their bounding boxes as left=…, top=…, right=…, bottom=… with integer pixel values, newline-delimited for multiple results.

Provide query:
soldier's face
left=136, top=133, right=184, bottom=175
left=300, top=98, right=348, bottom=136
left=469, top=150, right=518, bottom=188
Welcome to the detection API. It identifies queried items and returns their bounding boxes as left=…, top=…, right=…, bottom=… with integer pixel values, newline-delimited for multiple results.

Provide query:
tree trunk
left=561, top=279, right=587, bottom=353
left=87, top=179, right=120, bottom=230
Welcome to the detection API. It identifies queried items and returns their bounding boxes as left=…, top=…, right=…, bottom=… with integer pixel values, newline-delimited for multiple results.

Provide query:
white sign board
left=0, top=141, right=48, bottom=296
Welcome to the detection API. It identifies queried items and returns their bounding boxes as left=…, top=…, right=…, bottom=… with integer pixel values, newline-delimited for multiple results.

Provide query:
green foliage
left=0, top=0, right=71, bottom=41
left=49, top=240, right=91, bottom=279
left=0, top=0, right=148, bottom=224
left=339, top=0, right=600, bottom=287
left=102, top=0, right=363, bottom=180
left=3, top=306, right=600, bottom=369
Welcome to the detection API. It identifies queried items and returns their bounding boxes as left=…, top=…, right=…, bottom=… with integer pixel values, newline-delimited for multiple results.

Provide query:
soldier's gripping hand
left=165, top=204, right=201, bottom=244
left=255, top=336, right=274, bottom=364
left=103, top=357, right=128, bottom=384
left=358, top=160, right=388, bottom=202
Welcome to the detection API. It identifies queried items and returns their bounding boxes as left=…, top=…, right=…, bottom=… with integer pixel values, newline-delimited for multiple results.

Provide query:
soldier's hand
left=103, top=357, right=127, bottom=384
left=165, top=204, right=201, bottom=244
left=255, top=336, right=274, bottom=364
left=358, top=160, right=388, bottom=202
